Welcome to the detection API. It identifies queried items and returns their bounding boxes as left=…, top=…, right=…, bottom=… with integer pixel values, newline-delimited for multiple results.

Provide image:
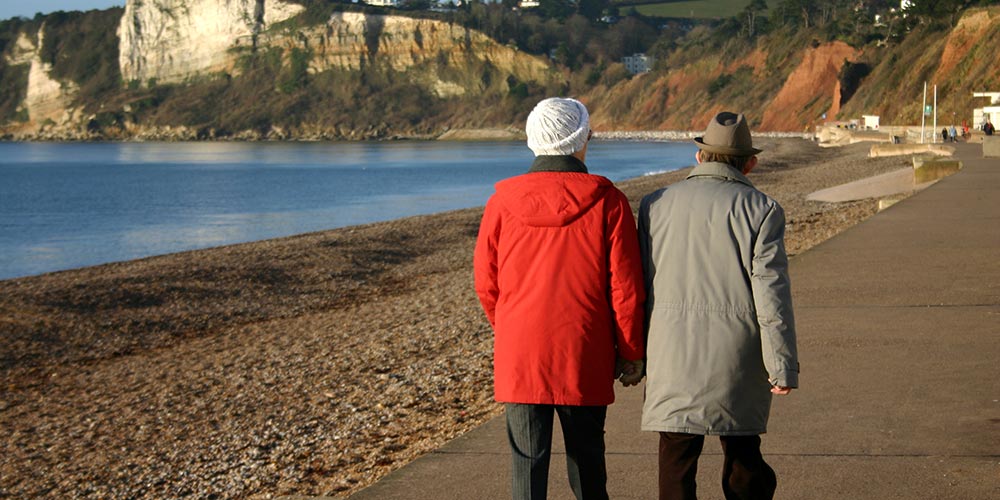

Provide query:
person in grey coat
left=637, top=112, right=799, bottom=500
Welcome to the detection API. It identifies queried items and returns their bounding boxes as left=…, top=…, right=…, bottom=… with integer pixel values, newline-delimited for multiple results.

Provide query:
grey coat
left=638, top=162, right=799, bottom=435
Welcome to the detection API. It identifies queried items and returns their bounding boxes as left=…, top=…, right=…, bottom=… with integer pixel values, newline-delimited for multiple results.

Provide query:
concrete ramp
left=869, top=143, right=954, bottom=157
left=815, top=127, right=896, bottom=148
left=806, top=168, right=923, bottom=202
left=809, top=156, right=962, bottom=203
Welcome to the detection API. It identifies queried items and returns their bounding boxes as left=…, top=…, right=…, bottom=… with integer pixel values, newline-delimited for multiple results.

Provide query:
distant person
left=950, top=125, right=958, bottom=142
left=474, top=97, right=646, bottom=500
left=941, top=128, right=949, bottom=143
left=637, top=112, right=799, bottom=500
left=985, top=120, right=995, bottom=136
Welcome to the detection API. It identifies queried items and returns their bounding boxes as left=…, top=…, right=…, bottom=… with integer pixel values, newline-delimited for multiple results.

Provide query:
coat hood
left=493, top=171, right=612, bottom=227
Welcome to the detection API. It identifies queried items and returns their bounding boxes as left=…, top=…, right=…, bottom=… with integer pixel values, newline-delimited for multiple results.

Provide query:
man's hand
left=617, top=359, right=645, bottom=387
left=770, top=386, right=793, bottom=395
left=614, top=357, right=628, bottom=379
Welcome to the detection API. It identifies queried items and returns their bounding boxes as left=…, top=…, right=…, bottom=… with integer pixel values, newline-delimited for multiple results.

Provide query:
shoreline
left=0, top=138, right=916, bottom=498
left=0, top=137, right=696, bottom=282
left=1, top=128, right=816, bottom=144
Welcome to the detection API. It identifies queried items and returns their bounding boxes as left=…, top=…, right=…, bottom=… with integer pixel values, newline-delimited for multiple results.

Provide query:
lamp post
left=921, top=81, right=927, bottom=144
left=933, top=84, right=938, bottom=144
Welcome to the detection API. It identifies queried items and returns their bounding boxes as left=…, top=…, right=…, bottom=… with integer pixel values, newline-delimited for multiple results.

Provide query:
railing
left=594, top=130, right=813, bottom=141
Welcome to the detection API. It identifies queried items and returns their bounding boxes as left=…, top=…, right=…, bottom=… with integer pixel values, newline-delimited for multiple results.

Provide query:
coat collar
left=528, top=155, right=589, bottom=174
left=686, top=161, right=755, bottom=188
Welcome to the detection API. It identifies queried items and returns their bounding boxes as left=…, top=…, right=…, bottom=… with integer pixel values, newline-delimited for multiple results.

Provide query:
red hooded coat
left=474, top=169, right=645, bottom=406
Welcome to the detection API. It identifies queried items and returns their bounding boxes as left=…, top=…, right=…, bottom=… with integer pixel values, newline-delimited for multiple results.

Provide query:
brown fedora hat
left=693, top=112, right=762, bottom=156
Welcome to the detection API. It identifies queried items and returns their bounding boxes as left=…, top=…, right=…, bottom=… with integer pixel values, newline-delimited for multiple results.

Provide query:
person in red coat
left=474, top=97, right=646, bottom=500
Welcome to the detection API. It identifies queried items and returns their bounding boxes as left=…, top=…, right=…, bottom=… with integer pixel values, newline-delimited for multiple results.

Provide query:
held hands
left=615, top=357, right=645, bottom=387
left=612, top=361, right=792, bottom=392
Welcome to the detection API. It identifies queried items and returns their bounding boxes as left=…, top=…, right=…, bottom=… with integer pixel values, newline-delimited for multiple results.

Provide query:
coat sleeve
left=751, top=203, right=799, bottom=388
left=637, top=194, right=655, bottom=331
left=473, top=200, right=501, bottom=328
left=606, top=190, right=646, bottom=361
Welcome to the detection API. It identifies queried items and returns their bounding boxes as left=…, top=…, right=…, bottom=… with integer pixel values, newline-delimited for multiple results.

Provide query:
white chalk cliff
left=4, top=30, right=79, bottom=127
left=117, top=2, right=552, bottom=93
left=2, top=1, right=555, bottom=138
left=118, top=0, right=304, bottom=84
left=269, top=12, right=553, bottom=97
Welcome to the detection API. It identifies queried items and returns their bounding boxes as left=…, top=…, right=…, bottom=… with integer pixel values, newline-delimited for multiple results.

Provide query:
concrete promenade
left=345, top=142, right=1000, bottom=499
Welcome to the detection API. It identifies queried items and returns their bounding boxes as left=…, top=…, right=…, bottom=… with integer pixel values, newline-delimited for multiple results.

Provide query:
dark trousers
left=658, top=432, right=777, bottom=500
left=505, top=403, right=609, bottom=500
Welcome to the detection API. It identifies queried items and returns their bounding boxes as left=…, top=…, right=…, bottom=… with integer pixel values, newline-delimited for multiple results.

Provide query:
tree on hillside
left=743, top=0, right=769, bottom=38
left=904, top=0, right=981, bottom=25
left=770, top=0, right=817, bottom=28
left=559, top=14, right=591, bottom=67
left=604, top=16, right=657, bottom=60
left=578, top=0, right=608, bottom=22
left=539, top=0, right=575, bottom=20
left=771, top=0, right=874, bottom=30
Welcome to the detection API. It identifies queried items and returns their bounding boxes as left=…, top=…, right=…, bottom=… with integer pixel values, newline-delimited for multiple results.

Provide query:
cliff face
left=839, top=7, right=1000, bottom=126
left=588, top=5, right=1000, bottom=133
left=759, top=41, right=859, bottom=131
left=587, top=39, right=861, bottom=132
left=2, top=4, right=1000, bottom=139
left=0, top=2, right=555, bottom=139
left=280, top=12, right=553, bottom=97
left=3, top=30, right=80, bottom=132
left=116, top=1, right=551, bottom=93
left=118, top=0, right=304, bottom=84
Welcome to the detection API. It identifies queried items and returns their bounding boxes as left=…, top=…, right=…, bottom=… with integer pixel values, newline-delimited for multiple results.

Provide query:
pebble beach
left=0, top=138, right=915, bottom=498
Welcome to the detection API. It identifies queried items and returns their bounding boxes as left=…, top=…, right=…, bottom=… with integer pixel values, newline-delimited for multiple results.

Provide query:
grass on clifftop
left=622, top=0, right=778, bottom=19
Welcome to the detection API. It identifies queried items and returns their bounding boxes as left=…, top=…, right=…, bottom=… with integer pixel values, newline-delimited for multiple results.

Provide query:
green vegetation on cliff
left=39, top=8, right=122, bottom=99
left=0, top=19, right=30, bottom=123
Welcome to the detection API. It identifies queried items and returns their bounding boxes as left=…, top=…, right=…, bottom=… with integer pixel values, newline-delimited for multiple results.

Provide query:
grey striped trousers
left=505, top=403, right=609, bottom=500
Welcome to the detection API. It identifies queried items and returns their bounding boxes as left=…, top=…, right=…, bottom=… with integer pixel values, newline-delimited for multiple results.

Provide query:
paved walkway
left=343, top=142, right=1000, bottom=499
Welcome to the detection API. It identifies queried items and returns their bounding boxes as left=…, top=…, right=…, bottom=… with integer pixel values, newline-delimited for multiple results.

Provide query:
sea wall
left=982, top=136, right=1000, bottom=157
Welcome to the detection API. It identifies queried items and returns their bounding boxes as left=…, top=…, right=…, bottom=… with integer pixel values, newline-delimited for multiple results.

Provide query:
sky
left=0, top=1, right=125, bottom=22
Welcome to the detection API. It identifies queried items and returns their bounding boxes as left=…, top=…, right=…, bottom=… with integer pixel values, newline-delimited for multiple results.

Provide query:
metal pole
left=933, top=85, right=938, bottom=143
left=921, top=82, right=927, bottom=144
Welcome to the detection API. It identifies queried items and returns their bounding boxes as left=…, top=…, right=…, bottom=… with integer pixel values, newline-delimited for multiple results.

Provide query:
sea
left=0, top=140, right=697, bottom=280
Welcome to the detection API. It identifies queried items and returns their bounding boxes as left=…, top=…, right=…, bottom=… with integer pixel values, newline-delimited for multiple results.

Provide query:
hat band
left=695, top=138, right=760, bottom=156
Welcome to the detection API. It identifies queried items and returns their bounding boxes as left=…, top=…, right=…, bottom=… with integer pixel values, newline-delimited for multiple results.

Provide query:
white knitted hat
left=526, top=97, right=590, bottom=156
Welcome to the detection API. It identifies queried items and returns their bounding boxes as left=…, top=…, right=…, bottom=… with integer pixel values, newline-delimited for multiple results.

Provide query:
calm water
left=0, top=140, right=696, bottom=280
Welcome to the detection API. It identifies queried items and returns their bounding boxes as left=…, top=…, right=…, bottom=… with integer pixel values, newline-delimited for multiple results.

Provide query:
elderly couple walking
left=473, top=98, right=799, bottom=500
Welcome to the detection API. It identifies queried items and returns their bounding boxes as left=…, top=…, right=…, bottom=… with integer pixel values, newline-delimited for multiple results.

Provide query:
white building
left=973, top=92, right=1000, bottom=129
left=518, top=0, right=540, bottom=8
left=364, top=0, right=399, bottom=7
left=863, top=115, right=880, bottom=130
left=623, top=53, right=653, bottom=75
